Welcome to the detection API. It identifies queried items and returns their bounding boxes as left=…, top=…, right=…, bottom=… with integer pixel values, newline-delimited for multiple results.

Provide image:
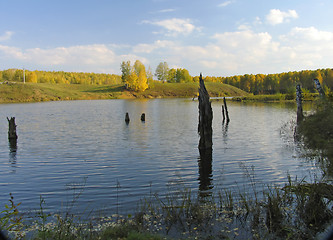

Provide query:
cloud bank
left=266, top=9, right=298, bottom=25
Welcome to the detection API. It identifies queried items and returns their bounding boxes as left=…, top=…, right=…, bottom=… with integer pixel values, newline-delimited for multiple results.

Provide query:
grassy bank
left=297, top=94, right=333, bottom=175
left=232, top=92, right=319, bottom=102
left=0, top=82, right=247, bottom=104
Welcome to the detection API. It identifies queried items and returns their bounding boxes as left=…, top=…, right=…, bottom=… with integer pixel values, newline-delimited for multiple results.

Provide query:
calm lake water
left=0, top=99, right=317, bottom=217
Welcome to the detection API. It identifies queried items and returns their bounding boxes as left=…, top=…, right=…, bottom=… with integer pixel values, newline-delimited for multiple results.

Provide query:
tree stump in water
left=198, top=148, right=213, bottom=198
left=296, top=84, right=303, bottom=123
left=198, top=74, right=213, bottom=150
left=7, top=117, right=18, bottom=140
left=314, top=78, right=325, bottom=96
left=223, top=97, right=230, bottom=123
left=141, top=113, right=145, bottom=122
left=125, top=113, right=130, bottom=123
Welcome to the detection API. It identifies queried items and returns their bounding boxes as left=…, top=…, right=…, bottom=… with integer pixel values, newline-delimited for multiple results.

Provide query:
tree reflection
left=9, top=138, right=17, bottom=173
left=222, top=121, right=229, bottom=143
left=198, top=148, right=213, bottom=198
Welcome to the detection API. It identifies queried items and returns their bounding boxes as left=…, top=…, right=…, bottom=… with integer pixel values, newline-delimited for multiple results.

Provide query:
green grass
left=232, top=92, right=319, bottom=102
left=0, top=82, right=248, bottom=103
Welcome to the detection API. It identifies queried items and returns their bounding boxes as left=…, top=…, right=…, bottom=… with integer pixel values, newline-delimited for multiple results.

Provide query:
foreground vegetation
left=2, top=166, right=333, bottom=240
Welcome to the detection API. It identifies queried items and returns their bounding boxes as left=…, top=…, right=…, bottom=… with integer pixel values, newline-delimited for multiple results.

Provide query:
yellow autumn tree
left=126, top=70, right=138, bottom=91
left=26, top=71, right=38, bottom=83
left=137, top=68, right=148, bottom=92
left=121, top=60, right=149, bottom=92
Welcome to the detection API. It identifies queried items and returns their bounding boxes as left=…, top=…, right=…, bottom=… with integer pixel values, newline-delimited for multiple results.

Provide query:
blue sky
left=1, top=0, right=333, bottom=77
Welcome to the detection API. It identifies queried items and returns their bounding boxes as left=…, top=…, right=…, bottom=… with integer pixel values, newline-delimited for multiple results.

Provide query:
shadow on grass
left=84, top=85, right=125, bottom=93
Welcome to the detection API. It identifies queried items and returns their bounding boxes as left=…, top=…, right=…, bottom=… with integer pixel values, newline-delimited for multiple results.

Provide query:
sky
left=1, top=0, right=333, bottom=77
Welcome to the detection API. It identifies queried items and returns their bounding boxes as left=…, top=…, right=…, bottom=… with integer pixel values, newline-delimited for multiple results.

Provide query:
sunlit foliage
left=0, top=69, right=122, bottom=85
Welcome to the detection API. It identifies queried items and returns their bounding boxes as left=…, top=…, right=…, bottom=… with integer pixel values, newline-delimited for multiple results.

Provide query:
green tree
left=134, top=60, right=145, bottom=76
left=168, top=68, right=177, bottom=83
left=121, top=61, right=131, bottom=86
left=13, top=70, right=23, bottom=82
left=146, top=66, right=154, bottom=86
left=155, top=62, right=169, bottom=82
left=2, top=69, right=15, bottom=81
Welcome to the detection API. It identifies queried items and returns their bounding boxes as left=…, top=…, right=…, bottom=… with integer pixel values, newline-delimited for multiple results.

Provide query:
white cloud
left=0, top=31, right=14, bottom=41
left=156, top=9, right=176, bottom=13
left=135, top=26, right=333, bottom=75
left=266, top=9, right=298, bottom=25
left=0, top=44, right=121, bottom=73
left=282, top=26, right=333, bottom=42
left=218, top=1, right=233, bottom=7
left=1, top=25, right=333, bottom=76
left=142, top=18, right=200, bottom=36
left=133, top=40, right=175, bottom=53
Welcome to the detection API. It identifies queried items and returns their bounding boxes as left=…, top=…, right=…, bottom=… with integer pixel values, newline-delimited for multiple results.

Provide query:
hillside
left=0, top=82, right=247, bottom=103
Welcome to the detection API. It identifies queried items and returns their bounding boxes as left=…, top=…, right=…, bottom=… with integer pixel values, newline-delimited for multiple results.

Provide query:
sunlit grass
left=0, top=82, right=247, bottom=103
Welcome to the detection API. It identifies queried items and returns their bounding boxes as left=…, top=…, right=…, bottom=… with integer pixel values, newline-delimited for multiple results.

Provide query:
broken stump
left=141, top=113, right=145, bottom=122
left=223, top=97, right=230, bottom=123
left=125, top=112, right=130, bottom=123
left=296, top=84, right=303, bottom=123
left=314, top=78, right=325, bottom=96
left=198, top=74, right=213, bottom=150
left=7, top=117, right=18, bottom=140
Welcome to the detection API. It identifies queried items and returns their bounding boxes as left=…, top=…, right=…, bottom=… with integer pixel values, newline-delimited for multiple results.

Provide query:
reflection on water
left=0, top=99, right=318, bottom=216
left=8, top=138, right=17, bottom=173
left=198, top=148, right=213, bottom=198
left=222, top=122, right=229, bottom=143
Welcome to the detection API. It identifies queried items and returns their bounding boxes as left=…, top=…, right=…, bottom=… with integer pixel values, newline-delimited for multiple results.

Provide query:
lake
left=0, top=99, right=317, bottom=217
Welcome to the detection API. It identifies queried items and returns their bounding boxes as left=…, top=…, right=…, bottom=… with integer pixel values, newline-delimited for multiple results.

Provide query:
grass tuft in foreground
left=2, top=171, right=333, bottom=239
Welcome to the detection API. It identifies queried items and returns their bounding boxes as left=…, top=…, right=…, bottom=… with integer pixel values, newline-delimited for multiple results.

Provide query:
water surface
left=0, top=99, right=316, bottom=216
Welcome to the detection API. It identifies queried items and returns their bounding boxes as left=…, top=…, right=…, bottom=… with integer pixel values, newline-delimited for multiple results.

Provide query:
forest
left=1, top=60, right=332, bottom=94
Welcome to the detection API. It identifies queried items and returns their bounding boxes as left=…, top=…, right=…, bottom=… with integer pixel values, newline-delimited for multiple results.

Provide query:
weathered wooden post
left=314, top=78, right=325, bottom=96
left=141, top=113, right=145, bottom=122
left=125, top=112, right=130, bottom=123
left=198, top=73, right=213, bottom=150
left=7, top=117, right=18, bottom=152
left=7, top=117, right=18, bottom=140
left=223, top=97, right=230, bottom=123
left=296, top=84, right=303, bottom=123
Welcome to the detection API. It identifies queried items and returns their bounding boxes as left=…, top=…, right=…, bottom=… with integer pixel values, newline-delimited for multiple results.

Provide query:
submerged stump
left=141, top=113, right=145, bottom=122
left=223, top=97, right=230, bottom=123
left=296, top=84, right=303, bottom=123
left=198, top=74, right=213, bottom=150
left=125, top=112, right=130, bottom=123
left=7, top=117, right=18, bottom=140
left=314, top=78, right=325, bottom=96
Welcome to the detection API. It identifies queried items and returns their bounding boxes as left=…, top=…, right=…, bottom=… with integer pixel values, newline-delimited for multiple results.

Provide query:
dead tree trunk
left=7, top=117, right=18, bottom=140
left=314, top=78, right=325, bottom=96
left=198, top=74, right=213, bottom=150
left=125, top=112, right=130, bottom=123
left=223, top=97, right=230, bottom=123
left=296, top=84, right=303, bottom=123
left=222, top=105, right=225, bottom=123
left=141, top=113, right=145, bottom=122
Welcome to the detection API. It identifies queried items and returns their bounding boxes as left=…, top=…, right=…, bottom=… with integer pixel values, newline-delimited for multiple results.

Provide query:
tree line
left=1, top=62, right=333, bottom=94
left=0, top=69, right=122, bottom=85
left=219, top=69, right=333, bottom=94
